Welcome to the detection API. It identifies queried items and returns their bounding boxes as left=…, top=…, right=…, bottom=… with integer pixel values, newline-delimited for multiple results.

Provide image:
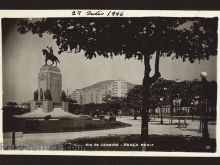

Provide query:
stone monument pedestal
left=42, top=101, right=53, bottom=113
left=62, top=102, right=69, bottom=112
left=30, top=101, right=37, bottom=112
left=38, top=65, right=62, bottom=103
left=30, top=65, right=69, bottom=114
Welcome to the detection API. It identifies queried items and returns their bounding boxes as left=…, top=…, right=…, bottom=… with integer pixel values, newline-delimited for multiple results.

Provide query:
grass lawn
left=56, top=134, right=216, bottom=152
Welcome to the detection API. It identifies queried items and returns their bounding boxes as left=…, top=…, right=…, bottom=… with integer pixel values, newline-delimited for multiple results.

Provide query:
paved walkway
left=3, top=116, right=216, bottom=150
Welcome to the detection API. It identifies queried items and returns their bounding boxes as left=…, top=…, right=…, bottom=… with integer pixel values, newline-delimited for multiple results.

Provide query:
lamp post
left=160, top=98, right=163, bottom=124
left=191, top=102, right=194, bottom=121
left=200, top=71, right=209, bottom=140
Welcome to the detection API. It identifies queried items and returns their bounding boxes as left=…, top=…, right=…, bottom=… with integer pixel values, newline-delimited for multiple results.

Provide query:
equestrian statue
left=42, top=46, right=60, bottom=66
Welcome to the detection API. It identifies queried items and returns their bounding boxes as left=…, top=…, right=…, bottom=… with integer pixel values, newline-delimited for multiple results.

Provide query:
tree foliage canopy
left=125, top=79, right=217, bottom=108
left=125, top=85, right=143, bottom=110
left=18, top=17, right=217, bottom=62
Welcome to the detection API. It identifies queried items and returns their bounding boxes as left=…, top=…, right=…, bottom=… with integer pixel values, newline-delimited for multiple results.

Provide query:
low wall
left=23, top=119, right=96, bottom=133
left=14, top=118, right=121, bottom=134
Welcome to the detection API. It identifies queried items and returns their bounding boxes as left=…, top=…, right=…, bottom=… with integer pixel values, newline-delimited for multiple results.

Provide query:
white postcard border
left=0, top=10, right=219, bottom=157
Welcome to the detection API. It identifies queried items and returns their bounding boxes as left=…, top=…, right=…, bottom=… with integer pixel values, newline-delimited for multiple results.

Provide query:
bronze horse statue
left=42, top=47, right=60, bottom=66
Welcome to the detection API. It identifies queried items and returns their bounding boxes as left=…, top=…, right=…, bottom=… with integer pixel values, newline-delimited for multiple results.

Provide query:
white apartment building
left=111, top=80, right=127, bottom=97
left=70, top=90, right=76, bottom=100
left=71, top=88, right=107, bottom=105
left=70, top=80, right=129, bottom=105
left=70, top=89, right=82, bottom=104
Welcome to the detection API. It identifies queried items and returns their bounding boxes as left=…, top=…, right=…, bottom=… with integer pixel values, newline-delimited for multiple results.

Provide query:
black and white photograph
left=1, top=14, right=218, bottom=154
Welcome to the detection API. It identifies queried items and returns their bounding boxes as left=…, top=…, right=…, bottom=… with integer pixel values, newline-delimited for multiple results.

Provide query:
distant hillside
left=127, top=82, right=136, bottom=90
left=82, top=80, right=135, bottom=90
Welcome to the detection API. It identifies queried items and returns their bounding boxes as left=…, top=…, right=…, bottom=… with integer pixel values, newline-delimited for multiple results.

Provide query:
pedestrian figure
left=119, top=110, right=122, bottom=118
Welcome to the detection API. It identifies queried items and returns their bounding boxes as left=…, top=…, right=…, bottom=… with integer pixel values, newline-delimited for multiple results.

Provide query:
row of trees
left=69, top=78, right=217, bottom=118
left=150, top=78, right=217, bottom=106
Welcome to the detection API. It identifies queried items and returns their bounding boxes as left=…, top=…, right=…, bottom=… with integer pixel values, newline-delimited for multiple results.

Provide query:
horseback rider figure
left=48, top=46, right=53, bottom=55
left=42, top=46, right=60, bottom=66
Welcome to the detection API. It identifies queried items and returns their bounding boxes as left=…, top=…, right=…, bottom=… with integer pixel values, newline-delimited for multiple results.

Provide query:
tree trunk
left=203, top=99, right=209, bottom=140
left=141, top=51, right=161, bottom=144
left=141, top=56, right=151, bottom=143
left=12, top=118, right=16, bottom=149
left=134, top=109, right=137, bottom=120
left=170, top=98, right=174, bottom=124
left=160, top=107, right=164, bottom=124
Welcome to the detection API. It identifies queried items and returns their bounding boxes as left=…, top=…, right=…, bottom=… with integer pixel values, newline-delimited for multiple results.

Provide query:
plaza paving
left=3, top=116, right=216, bottom=150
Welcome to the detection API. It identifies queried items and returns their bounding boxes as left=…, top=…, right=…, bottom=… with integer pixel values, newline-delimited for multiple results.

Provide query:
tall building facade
left=111, top=80, right=127, bottom=97
left=73, top=88, right=107, bottom=105
left=70, top=80, right=129, bottom=105
left=70, top=90, right=77, bottom=100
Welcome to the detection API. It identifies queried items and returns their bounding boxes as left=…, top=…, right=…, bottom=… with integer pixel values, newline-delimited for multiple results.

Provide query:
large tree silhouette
left=125, top=85, right=143, bottom=119
left=18, top=17, right=217, bottom=144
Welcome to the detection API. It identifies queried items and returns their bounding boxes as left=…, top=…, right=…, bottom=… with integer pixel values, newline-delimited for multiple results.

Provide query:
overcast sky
left=2, top=19, right=217, bottom=104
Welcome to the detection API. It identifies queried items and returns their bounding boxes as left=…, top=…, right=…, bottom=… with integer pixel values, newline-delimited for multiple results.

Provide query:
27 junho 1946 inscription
left=72, top=10, right=124, bottom=16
